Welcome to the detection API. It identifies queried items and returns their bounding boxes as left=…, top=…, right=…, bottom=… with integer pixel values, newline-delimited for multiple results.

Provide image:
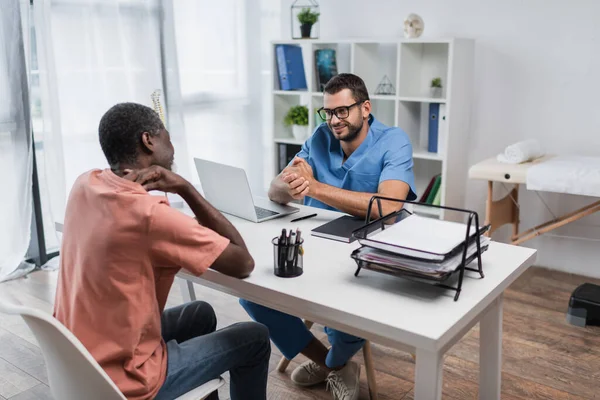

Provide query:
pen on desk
left=288, top=232, right=295, bottom=266
left=279, top=229, right=286, bottom=245
left=278, top=229, right=287, bottom=268
left=293, top=229, right=301, bottom=266
left=290, top=213, right=317, bottom=223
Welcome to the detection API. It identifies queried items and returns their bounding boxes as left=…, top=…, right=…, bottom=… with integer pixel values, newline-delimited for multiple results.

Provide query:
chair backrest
left=0, top=300, right=125, bottom=400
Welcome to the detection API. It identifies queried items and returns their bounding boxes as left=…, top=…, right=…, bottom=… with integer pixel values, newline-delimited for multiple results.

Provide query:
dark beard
left=339, top=120, right=363, bottom=142
left=330, top=119, right=364, bottom=142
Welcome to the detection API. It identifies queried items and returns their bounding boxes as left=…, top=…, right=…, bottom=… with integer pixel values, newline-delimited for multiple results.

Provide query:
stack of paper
left=353, top=214, right=489, bottom=280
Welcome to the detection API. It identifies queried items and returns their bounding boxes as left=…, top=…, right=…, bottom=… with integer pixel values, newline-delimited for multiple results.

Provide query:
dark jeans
left=154, top=301, right=271, bottom=400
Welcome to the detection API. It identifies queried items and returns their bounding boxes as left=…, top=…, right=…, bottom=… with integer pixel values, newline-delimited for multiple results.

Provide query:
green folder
left=426, top=175, right=442, bottom=204
left=432, top=181, right=442, bottom=206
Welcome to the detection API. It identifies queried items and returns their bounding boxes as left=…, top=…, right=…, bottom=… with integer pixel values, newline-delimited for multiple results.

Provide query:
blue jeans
left=239, top=299, right=364, bottom=368
left=154, top=301, right=271, bottom=400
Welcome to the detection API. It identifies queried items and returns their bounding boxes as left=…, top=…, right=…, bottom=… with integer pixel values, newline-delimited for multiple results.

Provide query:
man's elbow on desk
left=210, top=244, right=256, bottom=279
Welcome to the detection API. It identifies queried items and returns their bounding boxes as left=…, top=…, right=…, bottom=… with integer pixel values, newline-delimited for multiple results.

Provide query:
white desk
left=56, top=205, right=536, bottom=399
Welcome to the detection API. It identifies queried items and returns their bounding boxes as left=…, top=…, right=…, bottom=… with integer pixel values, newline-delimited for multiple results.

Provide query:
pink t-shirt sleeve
left=148, top=203, right=230, bottom=276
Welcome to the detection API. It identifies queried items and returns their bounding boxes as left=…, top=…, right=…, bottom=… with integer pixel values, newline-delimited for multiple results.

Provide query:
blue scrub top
left=293, top=114, right=417, bottom=212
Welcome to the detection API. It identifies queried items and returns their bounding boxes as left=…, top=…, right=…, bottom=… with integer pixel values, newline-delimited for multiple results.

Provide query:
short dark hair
left=98, top=102, right=164, bottom=167
left=324, top=73, right=370, bottom=103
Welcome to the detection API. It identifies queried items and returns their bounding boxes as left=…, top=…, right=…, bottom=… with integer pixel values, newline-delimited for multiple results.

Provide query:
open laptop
left=194, top=158, right=299, bottom=223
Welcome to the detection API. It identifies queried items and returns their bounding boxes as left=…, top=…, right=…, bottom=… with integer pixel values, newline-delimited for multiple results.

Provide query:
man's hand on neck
left=120, top=165, right=189, bottom=194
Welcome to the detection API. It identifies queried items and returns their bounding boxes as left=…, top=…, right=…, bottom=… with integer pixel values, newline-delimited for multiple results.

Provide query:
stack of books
left=351, top=213, right=490, bottom=282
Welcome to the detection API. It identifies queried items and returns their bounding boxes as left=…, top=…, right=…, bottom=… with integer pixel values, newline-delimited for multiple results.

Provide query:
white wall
left=281, top=0, right=600, bottom=278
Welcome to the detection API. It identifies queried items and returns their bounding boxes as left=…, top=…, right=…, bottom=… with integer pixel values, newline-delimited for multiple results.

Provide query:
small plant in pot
left=284, top=105, right=309, bottom=140
left=297, top=8, right=319, bottom=38
left=430, top=77, right=443, bottom=98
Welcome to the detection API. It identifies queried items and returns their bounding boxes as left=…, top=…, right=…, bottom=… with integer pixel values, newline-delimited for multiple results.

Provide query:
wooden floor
left=1, top=266, right=600, bottom=399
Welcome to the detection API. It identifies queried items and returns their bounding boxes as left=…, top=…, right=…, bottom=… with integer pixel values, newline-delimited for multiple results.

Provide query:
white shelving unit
left=271, top=38, right=475, bottom=220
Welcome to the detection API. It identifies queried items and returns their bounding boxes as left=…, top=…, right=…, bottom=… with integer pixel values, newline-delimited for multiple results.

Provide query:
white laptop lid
left=194, top=158, right=257, bottom=221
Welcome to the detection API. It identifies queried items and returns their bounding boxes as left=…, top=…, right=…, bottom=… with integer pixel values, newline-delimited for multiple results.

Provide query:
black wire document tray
left=350, top=196, right=489, bottom=301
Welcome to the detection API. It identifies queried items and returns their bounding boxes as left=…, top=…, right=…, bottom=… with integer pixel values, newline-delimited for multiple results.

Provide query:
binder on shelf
left=425, top=175, right=442, bottom=204
left=432, top=184, right=442, bottom=206
left=278, top=143, right=302, bottom=171
left=437, top=104, right=447, bottom=155
left=418, top=174, right=439, bottom=203
left=350, top=196, right=488, bottom=301
left=276, top=44, right=308, bottom=91
left=428, top=103, right=440, bottom=153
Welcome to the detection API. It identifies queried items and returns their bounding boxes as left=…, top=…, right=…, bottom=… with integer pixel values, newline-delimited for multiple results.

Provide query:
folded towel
left=497, top=139, right=545, bottom=164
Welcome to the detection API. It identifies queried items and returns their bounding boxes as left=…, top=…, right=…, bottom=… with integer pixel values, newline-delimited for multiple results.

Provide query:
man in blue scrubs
left=240, top=73, right=416, bottom=400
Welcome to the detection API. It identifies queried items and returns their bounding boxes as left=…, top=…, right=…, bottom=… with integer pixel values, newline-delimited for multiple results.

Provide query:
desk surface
left=468, top=155, right=555, bottom=184
left=176, top=205, right=537, bottom=352
left=56, top=204, right=536, bottom=352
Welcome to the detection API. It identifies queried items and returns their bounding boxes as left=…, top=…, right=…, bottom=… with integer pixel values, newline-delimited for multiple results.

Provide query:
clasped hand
left=281, top=157, right=315, bottom=200
left=121, top=165, right=188, bottom=194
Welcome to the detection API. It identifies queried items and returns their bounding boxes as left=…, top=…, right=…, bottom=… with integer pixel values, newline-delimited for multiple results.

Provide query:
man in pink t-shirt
left=53, top=102, right=270, bottom=400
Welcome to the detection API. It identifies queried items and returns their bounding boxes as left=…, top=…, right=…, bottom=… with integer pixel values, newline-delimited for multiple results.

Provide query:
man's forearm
left=311, top=182, right=400, bottom=219
left=178, top=182, right=248, bottom=250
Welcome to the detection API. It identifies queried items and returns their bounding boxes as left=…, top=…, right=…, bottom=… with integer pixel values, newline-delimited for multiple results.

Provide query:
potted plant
left=284, top=105, right=309, bottom=140
left=430, top=77, right=443, bottom=98
left=297, top=7, right=319, bottom=38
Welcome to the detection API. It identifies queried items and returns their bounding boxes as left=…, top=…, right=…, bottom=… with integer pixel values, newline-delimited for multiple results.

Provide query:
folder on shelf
left=418, top=174, right=439, bottom=203
left=432, top=184, right=442, bottom=206
left=278, top=143, right=302, bottom=171
left=425, top=175, right=442, bottom=204
left=428, top=103, right=440, bottom=153
left=276, top=44, right=308, bottom=91
left=437, top=104, right=447, bottom=155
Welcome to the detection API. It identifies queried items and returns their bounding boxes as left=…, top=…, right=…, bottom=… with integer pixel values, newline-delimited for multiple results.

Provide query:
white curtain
left=30, top=0, right=281, bottom=249
left=170, top=0, right=280, bottom=194
left=32, top=0, right=183, bottom=250
left=0, top=0, right=34, bottom=281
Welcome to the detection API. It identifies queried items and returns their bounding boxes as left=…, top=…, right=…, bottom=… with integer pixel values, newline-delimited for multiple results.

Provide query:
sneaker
left=325, top=361, right=360, bottom=400
left=291, top=360, right=329, bottom=387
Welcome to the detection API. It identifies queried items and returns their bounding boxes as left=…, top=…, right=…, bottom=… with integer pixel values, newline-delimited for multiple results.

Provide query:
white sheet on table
left=526, top=155, right=600, bottom=197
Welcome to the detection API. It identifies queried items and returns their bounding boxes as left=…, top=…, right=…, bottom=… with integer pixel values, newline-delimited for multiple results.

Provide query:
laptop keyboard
left=255, top=206, right=279, bottom=219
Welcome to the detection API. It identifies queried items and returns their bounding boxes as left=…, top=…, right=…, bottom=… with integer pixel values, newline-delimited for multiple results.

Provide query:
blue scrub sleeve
left=379, top=142, right=417, bottom=200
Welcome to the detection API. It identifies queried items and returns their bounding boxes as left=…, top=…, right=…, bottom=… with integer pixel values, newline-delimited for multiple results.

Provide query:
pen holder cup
left=272, top=237, right=304, bottom=278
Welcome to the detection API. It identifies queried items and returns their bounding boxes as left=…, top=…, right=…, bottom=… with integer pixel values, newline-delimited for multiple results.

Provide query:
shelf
left=274, top=90, right=309, bottom=96
left=274, top=137, right=305, bottom=146
left=370, top=94, right=396, bottom=101
left=270, top=38, right=474, bottom=218
left=398, top=96, right=446, bottom=103
left=413, top=204, right=442, bottom=217
left=413, top=149, right=443, bottom=161
left=309, top=93, right=443, bottom=102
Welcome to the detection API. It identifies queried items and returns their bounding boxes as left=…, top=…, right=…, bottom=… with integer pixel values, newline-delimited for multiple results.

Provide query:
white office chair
left=0, top=300, right=224, bottom=400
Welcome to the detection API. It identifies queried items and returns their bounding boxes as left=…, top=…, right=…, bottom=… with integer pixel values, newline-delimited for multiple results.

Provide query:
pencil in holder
left=272, top=237, right=304, bottom=278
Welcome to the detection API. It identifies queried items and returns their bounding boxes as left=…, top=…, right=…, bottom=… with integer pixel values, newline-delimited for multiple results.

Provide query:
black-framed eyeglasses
left=317, top=101, right=364, bottom=121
